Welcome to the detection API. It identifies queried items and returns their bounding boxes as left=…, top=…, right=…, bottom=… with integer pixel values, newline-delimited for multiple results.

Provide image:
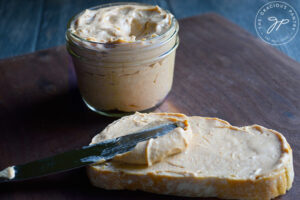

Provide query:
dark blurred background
left=0, top=0, right=299, bottom=61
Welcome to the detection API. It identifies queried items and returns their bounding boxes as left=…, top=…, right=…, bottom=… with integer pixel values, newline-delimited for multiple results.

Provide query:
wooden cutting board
left=0, top=13, right=299, bottom=200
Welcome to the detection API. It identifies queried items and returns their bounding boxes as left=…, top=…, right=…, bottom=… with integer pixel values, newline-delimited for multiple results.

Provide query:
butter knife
left=0, top=122, right=178, bottom=183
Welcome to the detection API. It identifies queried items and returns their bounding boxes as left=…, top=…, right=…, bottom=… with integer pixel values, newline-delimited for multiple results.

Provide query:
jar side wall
left=72, top=50, right=176, bottom=112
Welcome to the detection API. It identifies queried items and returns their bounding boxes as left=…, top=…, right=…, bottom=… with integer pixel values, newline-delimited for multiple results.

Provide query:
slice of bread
left=87, top=113, right=294, bottom=200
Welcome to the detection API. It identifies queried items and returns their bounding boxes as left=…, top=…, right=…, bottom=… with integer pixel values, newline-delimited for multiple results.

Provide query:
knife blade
left=0, top=122, right=178, bottom=183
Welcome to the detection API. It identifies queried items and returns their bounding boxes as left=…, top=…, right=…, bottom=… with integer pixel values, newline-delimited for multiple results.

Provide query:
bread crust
left=87, top=118, right=294, bottom=200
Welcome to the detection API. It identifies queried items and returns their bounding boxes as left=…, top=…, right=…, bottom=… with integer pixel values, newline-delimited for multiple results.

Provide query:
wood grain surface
left=0, top=13, right=299, bottom=200
left=1, top=0, right=300, bottom=63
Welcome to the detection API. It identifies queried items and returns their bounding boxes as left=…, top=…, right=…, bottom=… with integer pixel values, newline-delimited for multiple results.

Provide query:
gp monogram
left=255, top=1, right=299, bottom=45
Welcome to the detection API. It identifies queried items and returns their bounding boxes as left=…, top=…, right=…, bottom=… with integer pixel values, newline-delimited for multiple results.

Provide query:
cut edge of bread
left=87, top=117, right=294, bottom=200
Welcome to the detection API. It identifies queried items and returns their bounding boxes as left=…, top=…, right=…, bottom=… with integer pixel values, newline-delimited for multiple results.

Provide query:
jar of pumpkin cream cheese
left=66, top=2, right=179, bottom=117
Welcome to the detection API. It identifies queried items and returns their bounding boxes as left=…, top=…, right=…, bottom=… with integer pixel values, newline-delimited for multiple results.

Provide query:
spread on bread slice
left=90, top=113, right=192, bottom=166
left=87, top=113, right=294, bottom=200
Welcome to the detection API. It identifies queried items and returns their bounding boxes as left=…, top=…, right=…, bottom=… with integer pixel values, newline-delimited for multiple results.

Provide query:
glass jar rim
left=66, top=2, right=177, bottom=46
left=68, top=35, right=179, bottom=68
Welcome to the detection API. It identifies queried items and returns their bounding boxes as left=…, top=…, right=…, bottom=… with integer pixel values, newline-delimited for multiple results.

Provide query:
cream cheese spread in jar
left=66, top=3, right=179, bottom=117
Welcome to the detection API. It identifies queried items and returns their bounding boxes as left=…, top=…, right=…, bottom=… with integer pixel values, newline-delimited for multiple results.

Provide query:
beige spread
left=91, top=113, right=191, bottom=166
left=91, top=114, right=288, bottom=178
left=71, top=5, right=173, bottom=43
left=88, top=113, right=293, bottom=199
left=67, top=4, right=179, bottom=113
left=0, top=166, right=15, bottom=179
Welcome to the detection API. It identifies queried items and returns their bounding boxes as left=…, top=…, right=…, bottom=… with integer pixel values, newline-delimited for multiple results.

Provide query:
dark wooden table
left=0, top=13, right=299, bottom=200
left=0, top=0, right=300, bottom=62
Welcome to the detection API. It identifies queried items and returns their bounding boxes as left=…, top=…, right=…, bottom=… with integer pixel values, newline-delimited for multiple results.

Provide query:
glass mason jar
left=66, top=3, right=179, bottom=117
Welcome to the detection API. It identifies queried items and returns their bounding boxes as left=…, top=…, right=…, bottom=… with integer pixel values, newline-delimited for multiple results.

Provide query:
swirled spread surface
left=91, top=113, right=191, bottom=166
left=71, top=5, right=173, bottom=43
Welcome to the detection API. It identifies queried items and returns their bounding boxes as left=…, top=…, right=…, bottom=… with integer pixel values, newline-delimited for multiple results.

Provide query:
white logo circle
left=255, top=1, right=299, bottom=45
